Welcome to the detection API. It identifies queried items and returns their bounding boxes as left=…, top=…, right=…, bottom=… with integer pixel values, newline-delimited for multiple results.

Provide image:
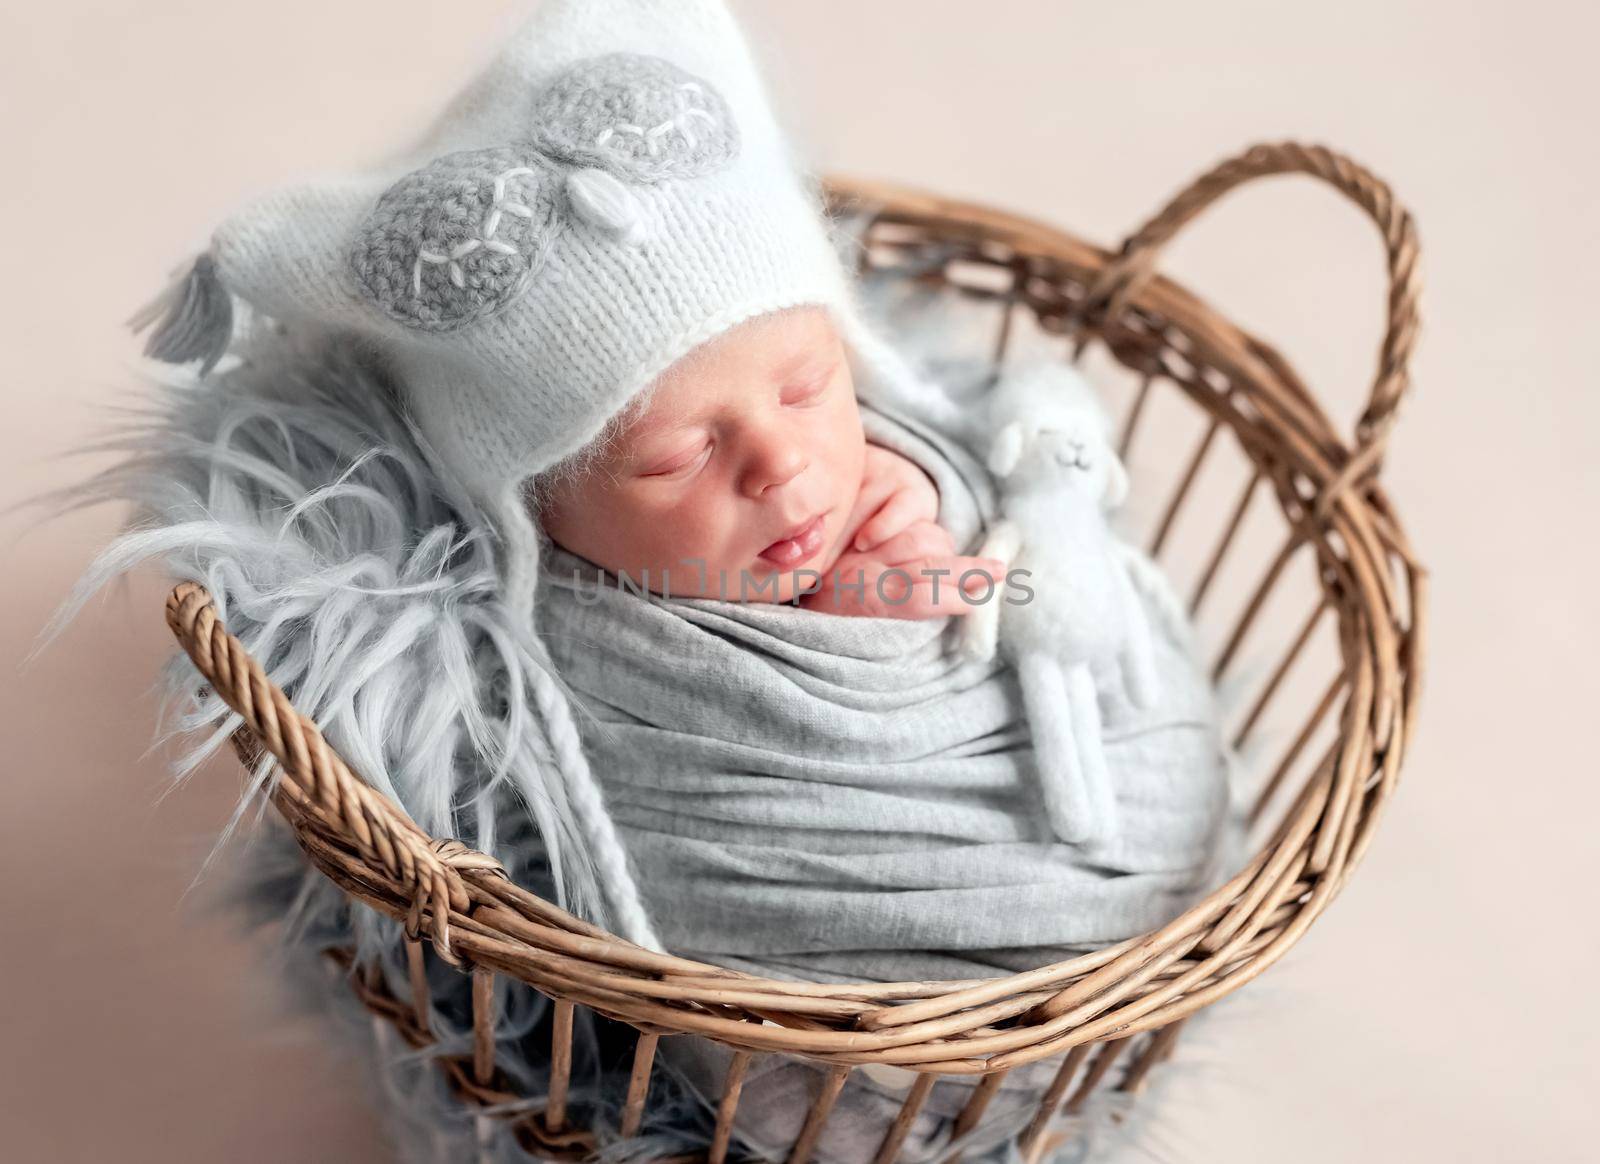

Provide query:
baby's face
left=537, top=305, right=867, bottom=601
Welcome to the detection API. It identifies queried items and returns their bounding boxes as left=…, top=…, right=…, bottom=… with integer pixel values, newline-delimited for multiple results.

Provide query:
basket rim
left=163, top=142, right=1426, bottom=1074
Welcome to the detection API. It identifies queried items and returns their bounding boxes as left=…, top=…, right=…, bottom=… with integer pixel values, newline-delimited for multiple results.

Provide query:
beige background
left=3, top=1, right=1595, bottom=1160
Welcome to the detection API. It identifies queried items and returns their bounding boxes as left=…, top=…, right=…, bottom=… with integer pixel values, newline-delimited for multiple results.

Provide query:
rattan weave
left=163, top=139, right=1424, bottom=1163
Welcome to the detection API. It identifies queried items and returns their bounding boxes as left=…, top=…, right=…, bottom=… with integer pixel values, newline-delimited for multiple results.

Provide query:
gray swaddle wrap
left=538, top=394, right=1231, bottom=984
left=536, top=386, right=1234, bottom=1162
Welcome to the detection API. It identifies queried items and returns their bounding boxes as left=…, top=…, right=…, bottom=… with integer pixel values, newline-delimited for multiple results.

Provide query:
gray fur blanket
left=57, top=261, right=1248, bottom=1162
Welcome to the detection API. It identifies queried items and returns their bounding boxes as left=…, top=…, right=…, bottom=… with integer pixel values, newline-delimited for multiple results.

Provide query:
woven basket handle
left=1082, top=141, right=1421, bottom=459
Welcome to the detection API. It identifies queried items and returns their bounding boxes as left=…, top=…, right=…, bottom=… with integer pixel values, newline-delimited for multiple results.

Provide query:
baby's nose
left=741, top=432, right=808, bottom=497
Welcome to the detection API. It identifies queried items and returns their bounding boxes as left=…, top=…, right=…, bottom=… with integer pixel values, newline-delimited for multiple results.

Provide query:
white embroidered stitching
left=598, top=86, right=714, bottom=158
left=412, top=166, right=536, bottom=297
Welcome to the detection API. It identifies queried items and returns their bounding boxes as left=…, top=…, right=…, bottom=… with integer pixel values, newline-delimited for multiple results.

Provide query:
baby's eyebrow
left=771, top=347, right=831, bottom=383
left=636, top=413, right=709, bottom=442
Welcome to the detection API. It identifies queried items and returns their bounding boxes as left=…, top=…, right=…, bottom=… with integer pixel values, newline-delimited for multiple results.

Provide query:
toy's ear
left=987, top=421, right=1026, bottom=479
left=1104, top=455, right=1131, bottom=509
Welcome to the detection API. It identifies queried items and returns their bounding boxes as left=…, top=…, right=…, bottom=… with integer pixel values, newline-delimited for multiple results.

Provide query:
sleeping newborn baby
left=533, top=304, right=1006, bottom=618
left=528, top=292, right=1238, bottom=1162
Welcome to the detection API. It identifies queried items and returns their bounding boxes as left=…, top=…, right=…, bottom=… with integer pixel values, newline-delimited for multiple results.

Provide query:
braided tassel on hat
left=127, top=253, right=234, bottom=375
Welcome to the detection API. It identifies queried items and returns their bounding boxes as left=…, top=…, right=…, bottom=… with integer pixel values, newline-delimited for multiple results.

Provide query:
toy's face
left=1031, top=423, right=1107, bottom=483
left=537, top=305, right=867, bottom=601
left=993, top=409, right=1128, bottom=507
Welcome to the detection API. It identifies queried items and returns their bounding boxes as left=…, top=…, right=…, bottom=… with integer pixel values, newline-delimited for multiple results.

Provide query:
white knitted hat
left=133, top=0, right=953, bottom=616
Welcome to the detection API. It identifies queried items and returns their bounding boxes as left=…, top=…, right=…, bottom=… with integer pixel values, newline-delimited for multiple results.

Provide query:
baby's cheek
left=829, top=407, right=868, bottom=489
left=643, top=497, right=740, bottom=564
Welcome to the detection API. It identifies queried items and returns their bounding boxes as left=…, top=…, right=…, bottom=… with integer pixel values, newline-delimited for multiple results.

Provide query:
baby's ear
left=987, top=421, right=1026, bottom=479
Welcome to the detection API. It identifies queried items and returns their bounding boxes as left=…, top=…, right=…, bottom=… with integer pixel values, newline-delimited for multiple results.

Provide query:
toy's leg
left=1019, top=651, right=1097, bottom=845
left=959, top=590, right=1002, bottom=663
left=1066, top=663, right=1118, bottom=845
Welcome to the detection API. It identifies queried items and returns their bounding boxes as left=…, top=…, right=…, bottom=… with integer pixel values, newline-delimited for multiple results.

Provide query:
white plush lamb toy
left=961, top=361, right=1160, bottom=848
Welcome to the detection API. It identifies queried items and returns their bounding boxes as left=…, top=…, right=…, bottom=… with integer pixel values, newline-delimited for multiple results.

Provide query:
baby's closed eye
left=637, top=438, right=712, bottom=478
left=779, top=359, right=838, bottom=406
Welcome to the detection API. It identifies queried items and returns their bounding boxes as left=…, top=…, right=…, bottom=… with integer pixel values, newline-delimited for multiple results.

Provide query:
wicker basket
left=162, top=139, right=1424, bottom=1163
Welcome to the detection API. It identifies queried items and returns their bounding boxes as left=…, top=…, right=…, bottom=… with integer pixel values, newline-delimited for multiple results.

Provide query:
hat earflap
left=127, top=252, right=235, bottom=376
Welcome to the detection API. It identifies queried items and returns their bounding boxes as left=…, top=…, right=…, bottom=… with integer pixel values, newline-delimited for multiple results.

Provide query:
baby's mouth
left=757, top=511, right=827, bottom=568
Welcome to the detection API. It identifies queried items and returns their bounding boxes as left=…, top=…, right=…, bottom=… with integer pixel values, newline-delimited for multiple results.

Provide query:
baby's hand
left=802, top=519, right=1005, bottom=620
left=845, top=443, right=942, bottom=554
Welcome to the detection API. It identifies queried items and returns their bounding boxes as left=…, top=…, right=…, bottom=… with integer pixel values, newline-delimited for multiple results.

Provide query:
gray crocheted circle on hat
left=352, top=148, right=563, bottom=332
left=531, top=52, right=739, bottom=183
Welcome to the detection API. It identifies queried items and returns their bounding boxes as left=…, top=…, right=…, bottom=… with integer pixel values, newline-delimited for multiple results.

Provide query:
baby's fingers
left=870, top=520, right=955, bottom=566
left=871, top=556, right=1008, bottom=619
left=853, top=485, right=938, bottom=553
